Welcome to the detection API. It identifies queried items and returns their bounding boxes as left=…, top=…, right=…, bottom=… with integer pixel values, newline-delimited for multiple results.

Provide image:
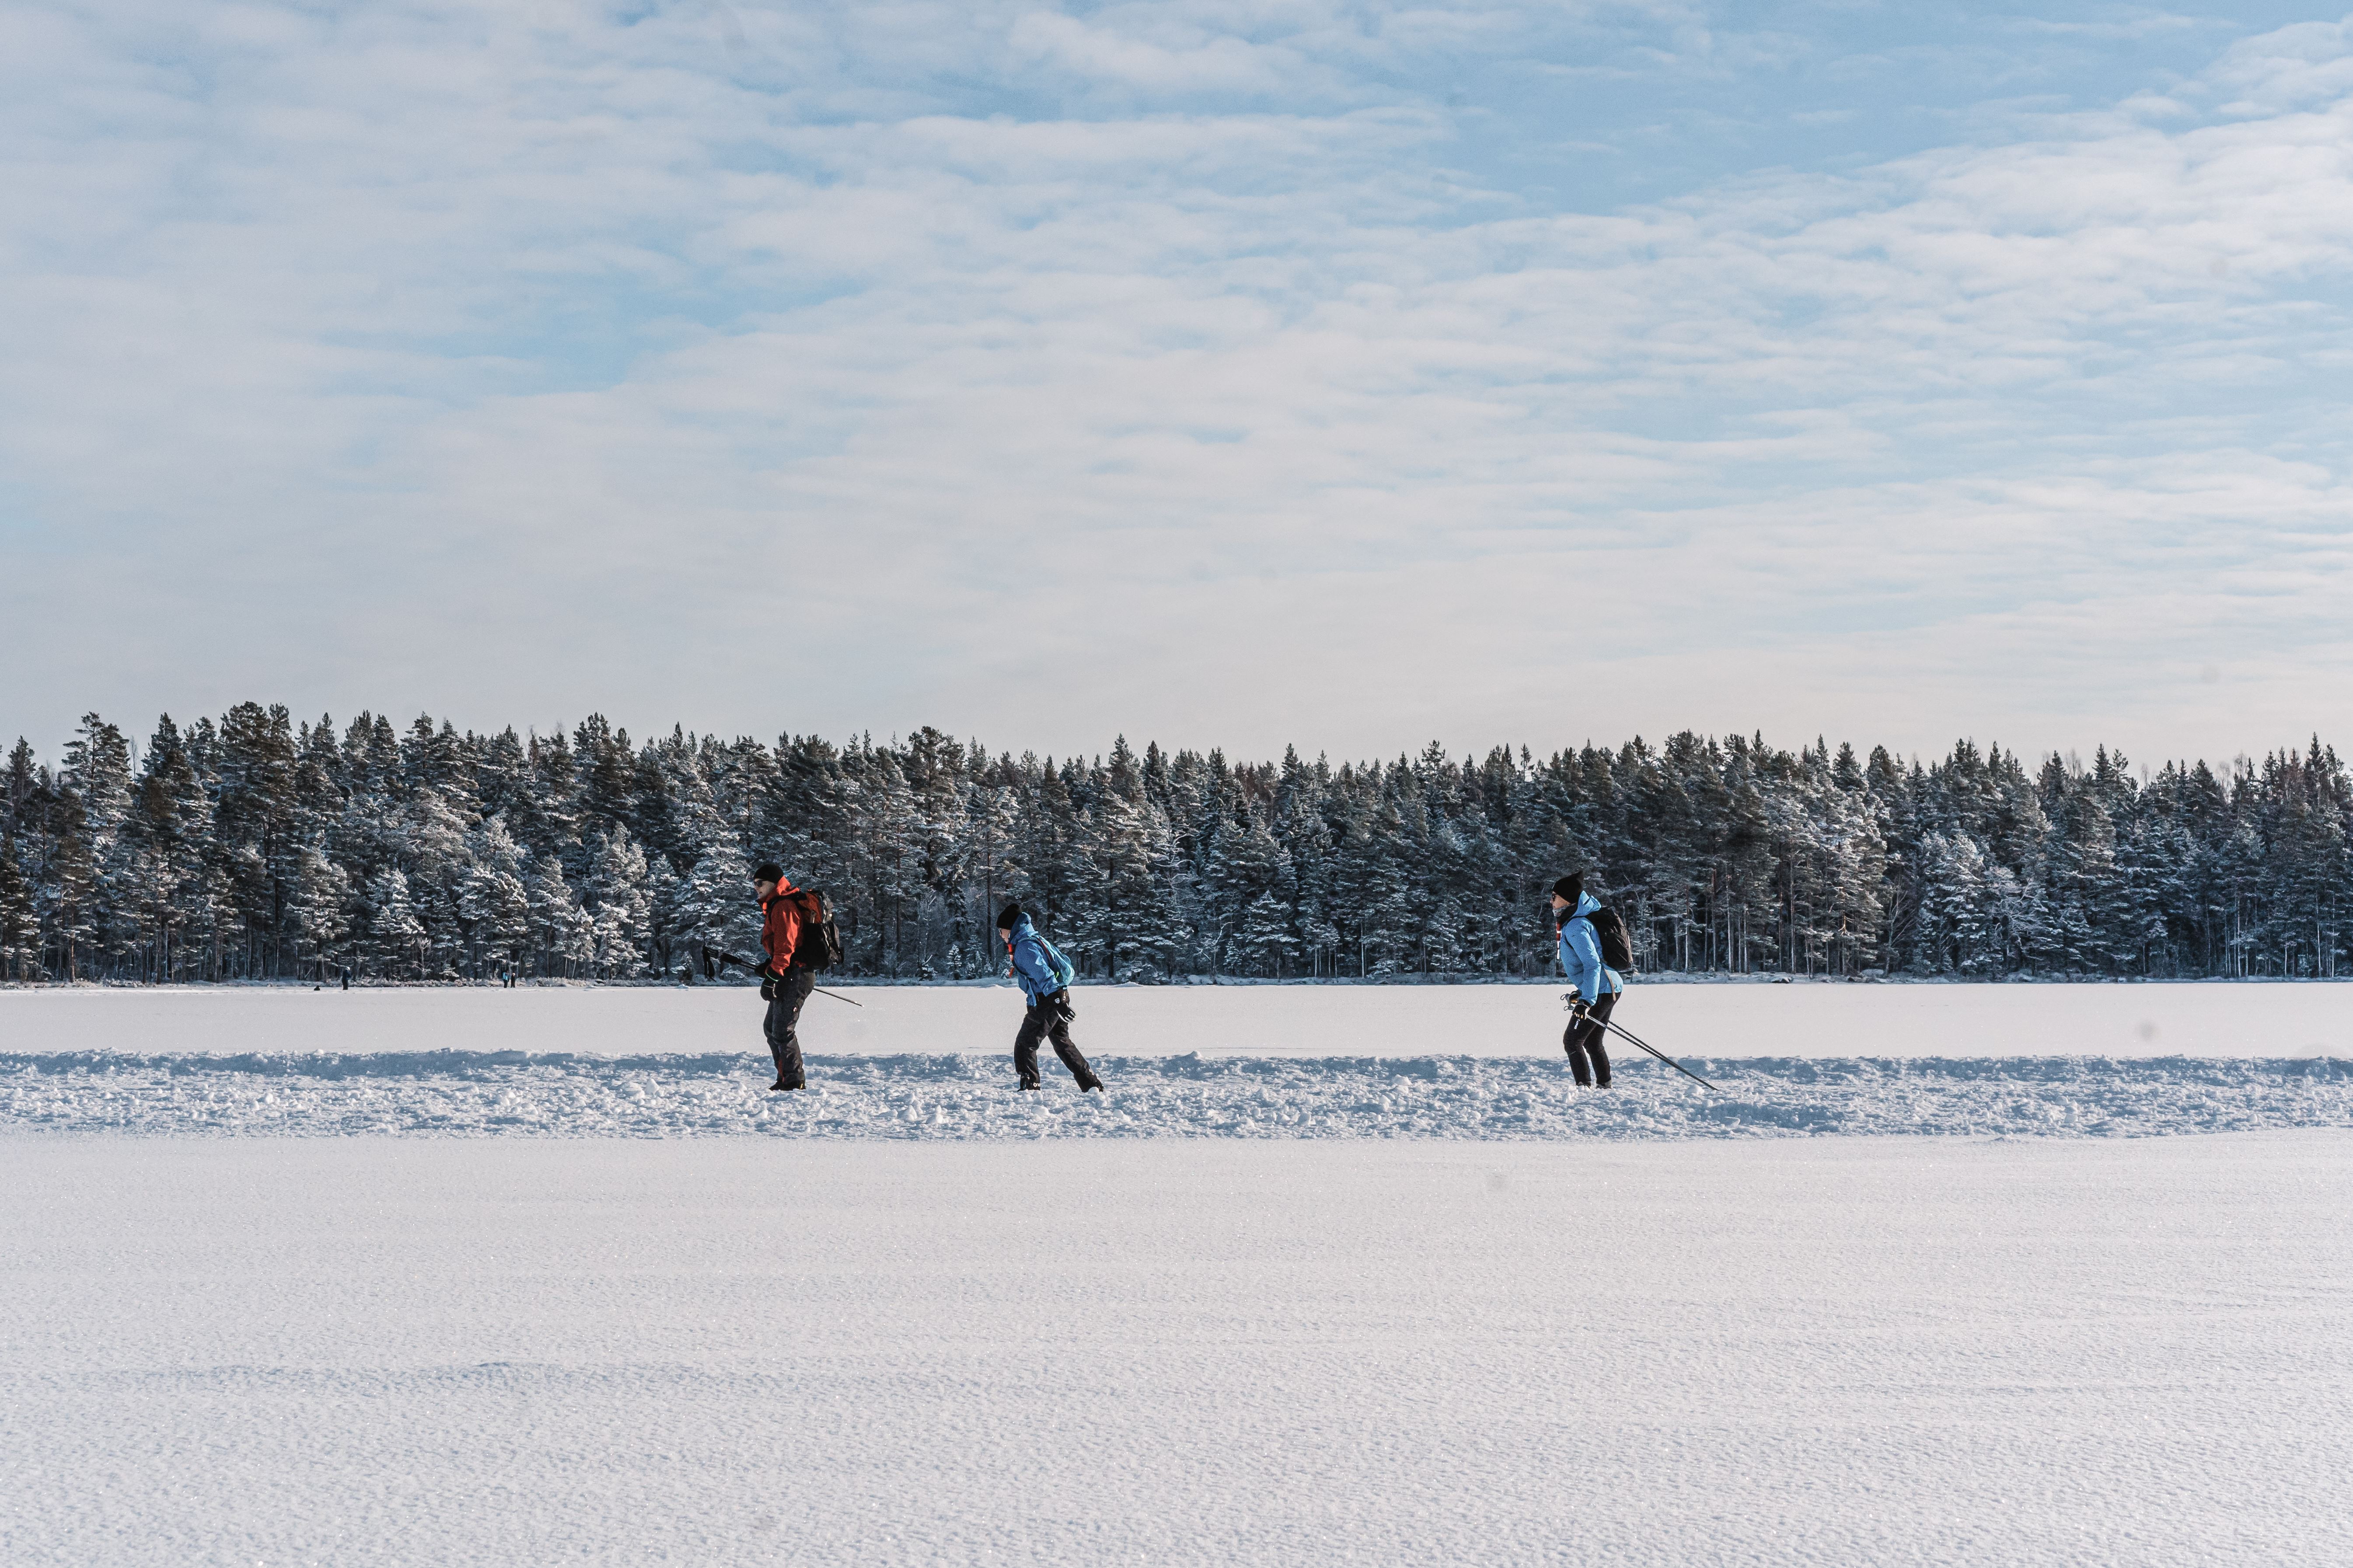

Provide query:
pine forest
left=0, top=706, right=2346, bottom=985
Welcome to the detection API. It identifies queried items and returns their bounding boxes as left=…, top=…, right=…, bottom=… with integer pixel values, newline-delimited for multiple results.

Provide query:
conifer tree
left=363, top=866, right=428, bottom=979
left=584, top=827, right=653, bottom=979
left=292, top=847, right=354, bottom=981
left=0, top=835, right=37, bottom=981
left=527, top=857, right=585, bottom=977
left=5, top=704, right=2350, bottom=984
left=46, top=790, right=96, bottom=981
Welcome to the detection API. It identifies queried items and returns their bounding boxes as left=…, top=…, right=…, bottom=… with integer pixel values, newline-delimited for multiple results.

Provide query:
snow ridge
left=4, top=1052, right=2349, bottom=1139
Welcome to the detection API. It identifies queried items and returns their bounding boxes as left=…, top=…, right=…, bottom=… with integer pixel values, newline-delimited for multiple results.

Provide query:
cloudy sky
left=5, top=2, right=2350, bottom=768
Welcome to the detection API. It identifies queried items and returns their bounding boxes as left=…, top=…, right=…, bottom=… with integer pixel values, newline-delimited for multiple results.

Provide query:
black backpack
left=789, top=888, right=845, bottom=971
left=1572, top=905, right=1635, bottom=972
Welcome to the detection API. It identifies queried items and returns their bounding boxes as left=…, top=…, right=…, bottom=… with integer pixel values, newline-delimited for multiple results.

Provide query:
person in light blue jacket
left=1552, top=873, right=1623, bottom=1088
left=997, top=903, right=1104, bottom=1092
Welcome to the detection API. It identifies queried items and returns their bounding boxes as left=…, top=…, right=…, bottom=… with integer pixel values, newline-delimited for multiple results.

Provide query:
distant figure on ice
left=997, top=903, right=1103, bottom=1093
left=1553, top=874, right=1625, bottom=1088
left=755, top=863, right=814, bottom=1091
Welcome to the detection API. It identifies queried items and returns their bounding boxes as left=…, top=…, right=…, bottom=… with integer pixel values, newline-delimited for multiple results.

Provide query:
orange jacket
left=760, top=882, right=802, bottom=972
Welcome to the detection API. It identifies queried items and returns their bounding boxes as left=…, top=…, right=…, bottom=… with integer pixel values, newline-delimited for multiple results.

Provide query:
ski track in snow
left=5, top=1050, right=2350, bottom=1139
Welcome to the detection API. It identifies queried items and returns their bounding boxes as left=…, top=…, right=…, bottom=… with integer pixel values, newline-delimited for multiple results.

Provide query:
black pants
left=1564, top=990, right=1617, bottom=1087
left=765, top=968, right=814, bottom=1088
left=1014, top=991, right=1100, bottom=1090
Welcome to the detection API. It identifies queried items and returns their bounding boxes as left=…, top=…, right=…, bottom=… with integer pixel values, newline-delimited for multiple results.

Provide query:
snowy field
left=6, top=1134, right=2350, bottom=1566
left=3, top=982, right=2350, bottom=1140
left=7, top=976, right=2351, bottom=1060
left=7, top=990, right=2351, bottom=1564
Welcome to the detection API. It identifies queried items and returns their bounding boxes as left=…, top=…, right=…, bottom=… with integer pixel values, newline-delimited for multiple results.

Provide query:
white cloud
left=2209, top=17, right=2353, bottom=111
left=1006, top=10, right=1307, bottom=95
left=2, top=4, right=2351, bottom=769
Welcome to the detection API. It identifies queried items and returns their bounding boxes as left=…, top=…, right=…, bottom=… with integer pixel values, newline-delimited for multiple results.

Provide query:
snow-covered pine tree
left=583, top=827, right=653, bottom=979
left=363, top=866, right=428, bottom=979
left=11, top=705, right=2353, bottom=984
left=459, top=819, right=534, bottom=978
left=0, top=835, right=38, bottom=981
left=526, top=856, right=584, bottom=978
left=291, top=847, right=354, bottom=982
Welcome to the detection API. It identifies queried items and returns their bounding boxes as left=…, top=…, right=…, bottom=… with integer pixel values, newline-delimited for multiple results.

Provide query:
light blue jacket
left=1557, top=891, right=1624, bottom=1004
left=1004, top=916, right=1075, bottom=1004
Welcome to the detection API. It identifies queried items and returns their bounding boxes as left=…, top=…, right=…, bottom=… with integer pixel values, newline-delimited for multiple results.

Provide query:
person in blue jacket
left=997, top=903, right=1104, bottom=1092
left=1552, top=873, right=1623, bottom=1088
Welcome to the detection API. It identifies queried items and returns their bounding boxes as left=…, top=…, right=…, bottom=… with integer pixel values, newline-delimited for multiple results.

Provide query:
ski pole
left=1598, top=1016, right=1720, bottom=1092
left=702, top=947, right=864, bottom=1007
left=1566, top=996, right=1722, bottom=1092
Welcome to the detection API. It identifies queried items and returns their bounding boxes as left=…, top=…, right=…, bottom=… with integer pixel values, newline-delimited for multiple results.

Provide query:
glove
left=1562, top=992, right=1588, bottom=1018
left=759, top=972, right=777, bottom=1002
left=1048, top=988, right=1076, bottom=1026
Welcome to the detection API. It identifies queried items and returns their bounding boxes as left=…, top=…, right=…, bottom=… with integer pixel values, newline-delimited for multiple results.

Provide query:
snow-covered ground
left=4, top=982, right=2348, bottom=1141
left=6, top=1134, right=2349, bottom=1566
left=6, top=1047, right=2350, bottom=1140
left=7, top=990, right=2349, bottom=1562
left=5, top=975, right=2350, bottom=1059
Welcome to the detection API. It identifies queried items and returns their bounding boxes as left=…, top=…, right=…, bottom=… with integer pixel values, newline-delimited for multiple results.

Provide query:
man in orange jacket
left=754, top=862, right=813, bottom=1091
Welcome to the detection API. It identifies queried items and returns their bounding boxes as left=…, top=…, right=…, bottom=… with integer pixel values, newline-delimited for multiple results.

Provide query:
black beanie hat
left=996, top=902, right=1024, bottom=932
left=753, top=863, right=785, bottom=885
left=1552, top=874, right=1584, bottom=903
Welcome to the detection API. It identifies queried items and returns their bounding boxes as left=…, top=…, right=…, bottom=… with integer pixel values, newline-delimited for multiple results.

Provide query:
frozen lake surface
left=4, top=976, right=2350, bottom=1059
left=5, top=982, right=2349, bottom=1140
left=8, top=991, right=2349, bottom=1561
left=6, top=1134, right=2348, bottom=1565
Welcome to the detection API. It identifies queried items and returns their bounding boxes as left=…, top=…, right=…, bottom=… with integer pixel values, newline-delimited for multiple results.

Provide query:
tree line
left=0, top=705, right=2344, bottom=985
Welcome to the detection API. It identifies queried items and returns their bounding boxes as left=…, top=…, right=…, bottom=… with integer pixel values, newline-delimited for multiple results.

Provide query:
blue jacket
left=1004, top=916, right=1075, bottom=1004
left=1557, top=892, right=1623, bottom=1004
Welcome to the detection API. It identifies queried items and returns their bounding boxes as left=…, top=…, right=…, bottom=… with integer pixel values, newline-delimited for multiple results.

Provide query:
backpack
left=787, top=887, right=844, bottom=971
left=1571, top=905, right=1635, bottom=972
left=1030, top=930, right=1078, bottom=990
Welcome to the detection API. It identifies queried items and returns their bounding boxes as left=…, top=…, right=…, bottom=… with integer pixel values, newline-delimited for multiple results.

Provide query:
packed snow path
left=5, top=1135, right=2349, bottom=1565
left=5, top=1049, right=2350, bottom=1139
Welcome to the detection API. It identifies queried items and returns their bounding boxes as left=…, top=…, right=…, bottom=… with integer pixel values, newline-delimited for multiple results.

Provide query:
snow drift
left=5, top=1050, right=2348, bottom=1139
